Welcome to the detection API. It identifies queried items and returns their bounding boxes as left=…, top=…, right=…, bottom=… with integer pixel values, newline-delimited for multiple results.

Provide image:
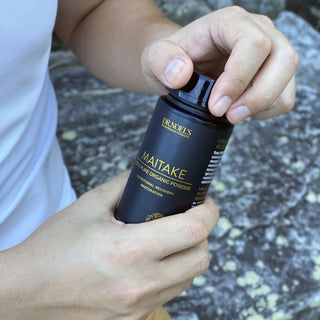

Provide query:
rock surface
left=50, top=9, right=320, bottom=320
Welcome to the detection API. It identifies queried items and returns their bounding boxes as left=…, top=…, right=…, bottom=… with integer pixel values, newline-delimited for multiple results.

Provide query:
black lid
left=166, top=71, right=215, bottom=110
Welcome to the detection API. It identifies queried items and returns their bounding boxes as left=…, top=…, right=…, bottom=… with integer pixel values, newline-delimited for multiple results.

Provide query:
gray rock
left=207, top=0, right=234, bottom=10
left=234, top=0, right=285, bottom=18
left=207, top=0, right=286, bottom=18
left=156, top=0, right=285, bottom=23
left=50, top=10, right=320, bottom=320
left=259, top=0, right=286, bottom=18
left=155, top=0, right=212, bottom=25
left=286, top=0, right=320, bottom=32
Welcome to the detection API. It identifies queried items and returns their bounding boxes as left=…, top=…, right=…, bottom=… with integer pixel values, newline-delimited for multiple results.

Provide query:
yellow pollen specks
left=237, top=271, right=260, bottom=287
left=244, top=180, right=254, bottom=188
left=249, top=284, right=271, bottom=299
left=193, top=275, right=206, bottom=287
left=305, top=191, right=317, bottom=203
left=256, top=260, right=265, bottom=269
left=276, top=235, right=289, bottom=247
left=217, top=216, right=232, bottom=231
left=229, top=228, right=242, bottom=238
left=213, top=180, right=226, bottom=191
left=62, top=130, right=77, bottom=141
left=223, top=260, right=237, bottom=272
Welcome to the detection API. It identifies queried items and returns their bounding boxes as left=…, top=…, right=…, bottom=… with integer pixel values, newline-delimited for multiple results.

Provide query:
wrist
left=0, top=244, right=44, bottom=319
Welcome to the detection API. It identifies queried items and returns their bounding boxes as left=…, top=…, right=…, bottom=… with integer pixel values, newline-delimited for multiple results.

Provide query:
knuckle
left=204, top=198, right=220, bottom=222
left=229, top=5, right=247, bottom=15
left=119, top=283, right=151, bottom=311
left=280, top=95, right=295, bottom=114
left=189, top=218, right=209, bottom=243
left=254, top=92, right=273, bottom=112
left=231, top=76, right=248, bottom=93
left=286, top=47, right=300, bottom=69
left=252, top=30, right=272, bottom=53
left=119, top=288, right=142, bottom=311
left=259, top=14, right=274, bottom=27
left=197, top=252, right=210, bottom=275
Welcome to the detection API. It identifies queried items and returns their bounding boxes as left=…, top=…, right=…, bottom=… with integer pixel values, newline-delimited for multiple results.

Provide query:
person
left=0, top=1, right=299, bottom=319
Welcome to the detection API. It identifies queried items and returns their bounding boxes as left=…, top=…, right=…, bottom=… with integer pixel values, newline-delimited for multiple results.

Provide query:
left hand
left=141, top=6, right=299, bottom=124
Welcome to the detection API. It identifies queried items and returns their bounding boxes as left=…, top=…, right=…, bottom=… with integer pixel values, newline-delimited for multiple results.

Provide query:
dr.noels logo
left=161, top=117, right=192, bottom=138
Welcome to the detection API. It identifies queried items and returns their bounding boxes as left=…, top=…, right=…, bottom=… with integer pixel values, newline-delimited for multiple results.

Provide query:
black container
left=116, top=71, right=234, bottom=223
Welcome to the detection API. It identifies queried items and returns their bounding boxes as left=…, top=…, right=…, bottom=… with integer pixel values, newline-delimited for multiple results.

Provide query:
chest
left=0, top=0, right=58, bottom=61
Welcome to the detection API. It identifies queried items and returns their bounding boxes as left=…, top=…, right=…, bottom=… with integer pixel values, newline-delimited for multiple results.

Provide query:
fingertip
left=163, top=57, right=193, bottom=89
left=226, top=105, right=251, bottom=123
left=144, top=39, right=194, bottom=90
left=209, top=95, right=232, bottom=117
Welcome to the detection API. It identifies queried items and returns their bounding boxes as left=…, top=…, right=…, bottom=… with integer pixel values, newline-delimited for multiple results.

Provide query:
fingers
left=152, top=276, right=194, bottom=306
left=141, top=39, right=194, bottom=91
left=137, top=241, right=209, bottom=307
left=207, top=8, right=299, bottom=123
left=136, top=278, right=194, bottom=317
left=142, top=8, right=298, bottom=124
left=160, top=240, right=210, bottom=280
left=225, top=21, right=299, bottom=122
left=208, top=24, right=272, bottom=118
left=252, top=76, right=296, bottom=120
left=92, top=170, right=130, bottom=212
left=142, top=6, right=298, bottom=123
left=132, top=196, right=219, bottom=260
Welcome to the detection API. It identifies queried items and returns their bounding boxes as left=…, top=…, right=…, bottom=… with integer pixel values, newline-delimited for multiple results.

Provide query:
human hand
left=142, top=6, right=299, bottom=123
left=1, top=172, right=219, bottom=320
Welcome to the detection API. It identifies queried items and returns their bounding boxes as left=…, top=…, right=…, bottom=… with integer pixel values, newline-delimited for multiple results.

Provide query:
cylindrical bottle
left=116, top=71, right=234, bottom=223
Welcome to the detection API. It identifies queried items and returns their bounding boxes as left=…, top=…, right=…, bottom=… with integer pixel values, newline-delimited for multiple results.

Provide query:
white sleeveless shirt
left=0, top=1, right=76, bottom=250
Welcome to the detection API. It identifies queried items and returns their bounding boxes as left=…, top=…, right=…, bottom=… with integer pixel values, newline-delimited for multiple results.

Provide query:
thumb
left=142, top=39, right=194, bottom=89
left=95, top=170, right=130, bottom=211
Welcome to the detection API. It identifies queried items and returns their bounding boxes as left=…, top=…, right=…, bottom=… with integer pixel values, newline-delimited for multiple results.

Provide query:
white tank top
left=0, top=1, right=76, bottom=250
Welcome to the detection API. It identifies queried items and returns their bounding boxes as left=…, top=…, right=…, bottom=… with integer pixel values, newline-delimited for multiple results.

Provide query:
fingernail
left=164, top=59, right=185, bottom=85
left=212, top=96, right=232, bottom=116
left=228, top=105, right=251, bottom=123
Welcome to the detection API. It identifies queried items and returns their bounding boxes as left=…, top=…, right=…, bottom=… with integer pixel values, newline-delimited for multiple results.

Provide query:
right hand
left=0, top=172, right=219, bottom=320
left=142, top=6, right=299, bottom=124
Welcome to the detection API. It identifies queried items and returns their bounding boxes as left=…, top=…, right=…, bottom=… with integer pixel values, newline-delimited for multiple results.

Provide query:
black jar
left=116, top=71, right=234, bottom=223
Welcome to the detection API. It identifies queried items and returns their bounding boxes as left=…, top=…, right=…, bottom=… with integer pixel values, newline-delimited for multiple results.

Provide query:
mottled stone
left=61, top=130, right=77, bottom=141
left=208, top=0, right=286, bottom=18
left=50, top=9, right=320, bottom=320
left=156, top=0, right=286, bottom=24
left=155, top=0, right=212, bottom=25
left=235, top=0, right=286, bottom=18
left=286, top=0, right=320, bottom=32
left=207, top=0, right=234, bottom=10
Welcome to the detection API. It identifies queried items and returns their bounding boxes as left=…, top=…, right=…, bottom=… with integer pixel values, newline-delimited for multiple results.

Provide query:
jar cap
left=166, top=71, right=215, bottom=110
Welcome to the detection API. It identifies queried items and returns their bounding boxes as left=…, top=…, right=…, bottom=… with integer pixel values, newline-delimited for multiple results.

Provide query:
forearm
left=55, top=0, right=180, bottom=93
